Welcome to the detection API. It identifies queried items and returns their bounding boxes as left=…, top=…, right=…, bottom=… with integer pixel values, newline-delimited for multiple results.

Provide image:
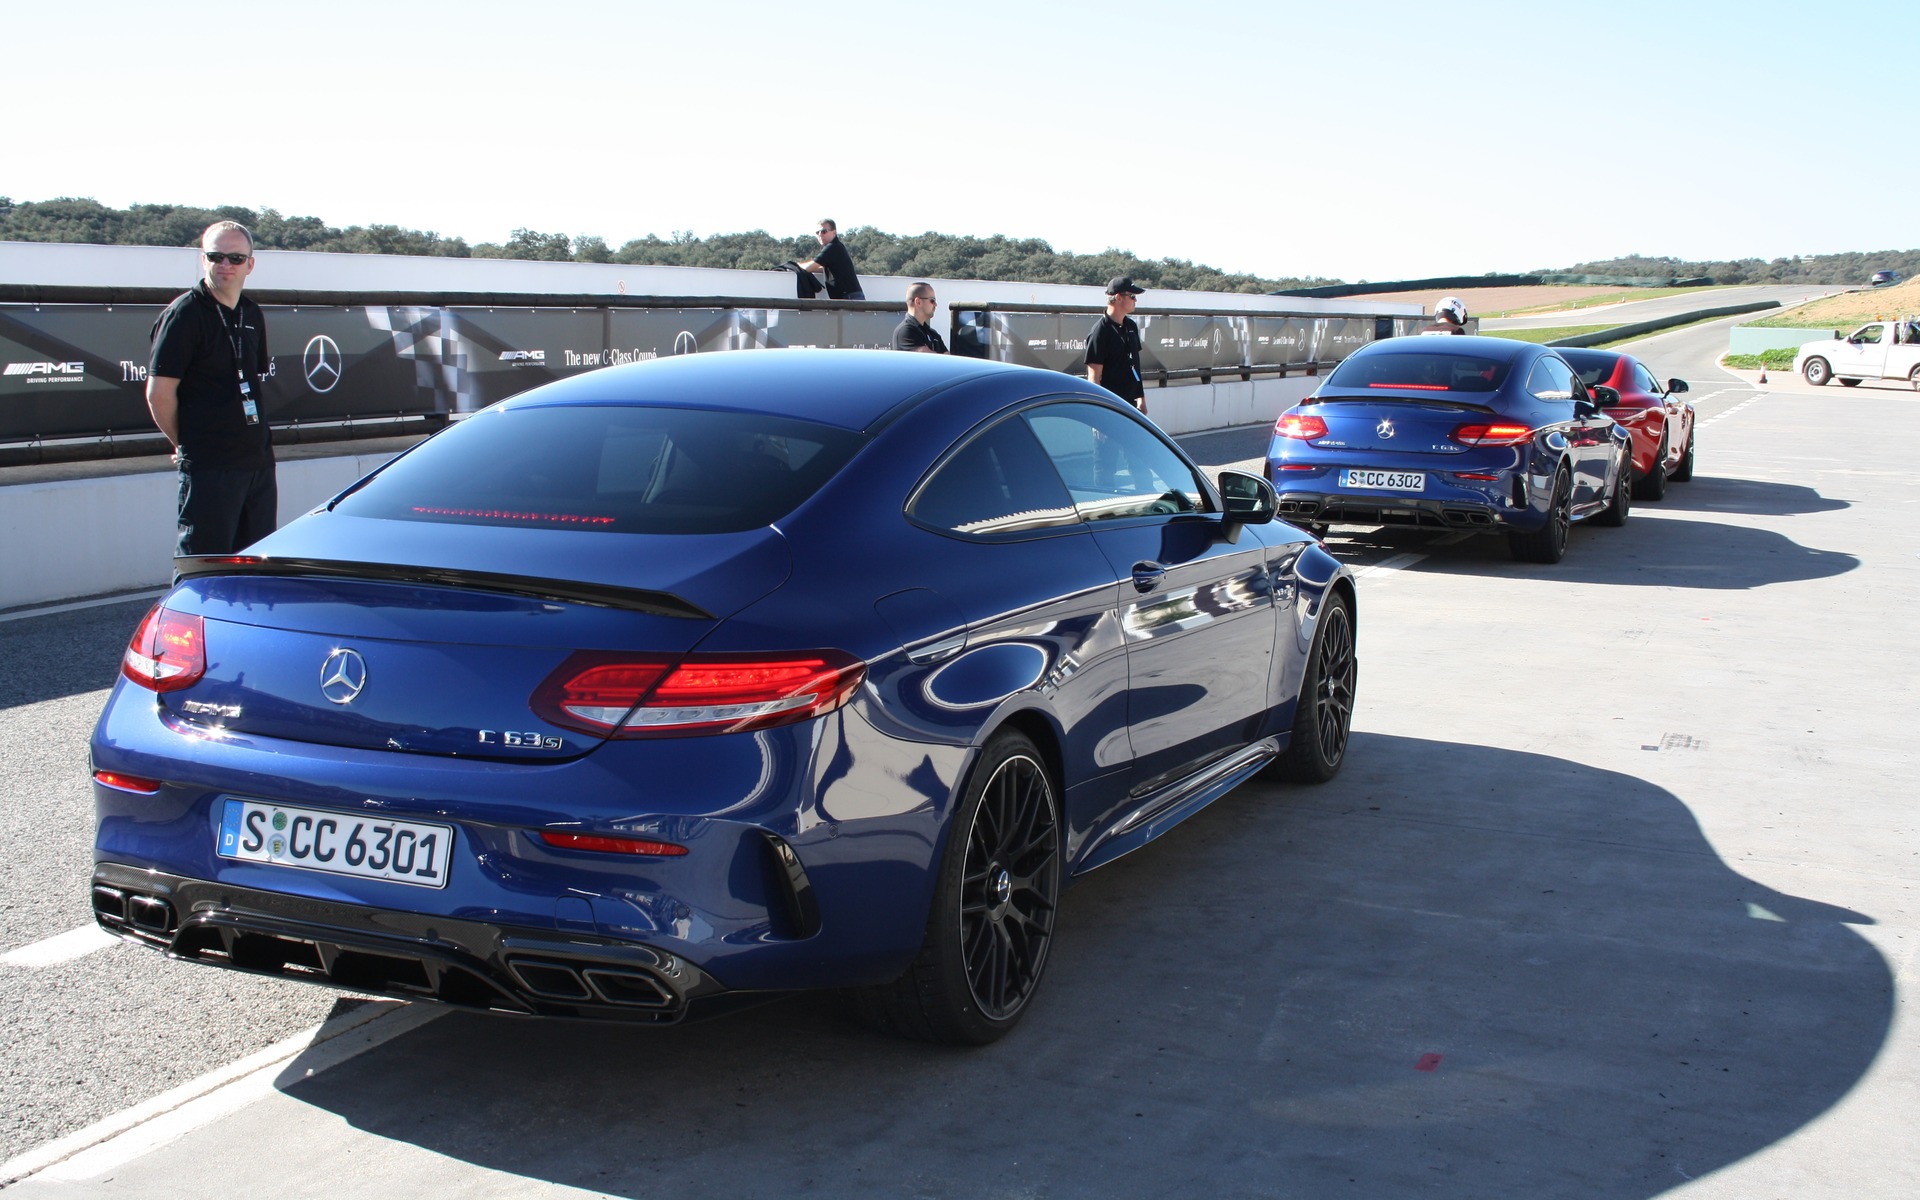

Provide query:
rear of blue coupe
left=91, top=354, right=975, bottom=1027
left=92, top=350, right=1357, bottom=1043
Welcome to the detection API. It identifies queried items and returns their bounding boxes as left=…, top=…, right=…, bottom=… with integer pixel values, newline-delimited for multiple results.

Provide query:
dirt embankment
left=1753, top=278, right=1920, bottom=328
left=1342, top=285, right=1620, bottom=315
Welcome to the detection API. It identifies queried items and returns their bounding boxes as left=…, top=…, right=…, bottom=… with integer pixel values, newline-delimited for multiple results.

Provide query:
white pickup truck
left=1796, top=318, right=1920, bottom=389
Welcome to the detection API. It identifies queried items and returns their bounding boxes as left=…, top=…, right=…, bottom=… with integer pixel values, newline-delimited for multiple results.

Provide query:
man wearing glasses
left=1086, top=276, right=1147, bottom=414
left=795, top=218, right=865, bottom=301
left=891, top=283, right=947, bottom=353
left=147, top=221, right=277, bottom=557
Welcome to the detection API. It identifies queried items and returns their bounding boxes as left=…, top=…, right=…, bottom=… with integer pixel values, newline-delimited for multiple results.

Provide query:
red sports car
left=1558, top=348, right=1695, bottom=500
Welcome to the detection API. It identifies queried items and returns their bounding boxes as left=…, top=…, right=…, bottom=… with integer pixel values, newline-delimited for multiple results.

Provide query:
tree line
left=1, top=195, right=1909, bottom=290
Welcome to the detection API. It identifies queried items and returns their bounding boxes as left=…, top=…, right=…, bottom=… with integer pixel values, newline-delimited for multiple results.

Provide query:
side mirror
left=1668, top=378, right=1689, bottom=393
left=1834, top=331, right=1843, bottom=340
left=1590, top=385, right=1621, bottom=406
left=1217, top=469, right=1277, bottom=530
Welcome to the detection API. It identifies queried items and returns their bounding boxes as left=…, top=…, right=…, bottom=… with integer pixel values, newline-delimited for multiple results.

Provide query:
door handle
left=1131, top=561, right=1166, bottom=593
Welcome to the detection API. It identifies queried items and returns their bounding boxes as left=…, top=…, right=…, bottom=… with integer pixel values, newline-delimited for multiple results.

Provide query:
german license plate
left=217, top=799, right=454, bottom=888
left=1341, top=469, right=1425, bottom=492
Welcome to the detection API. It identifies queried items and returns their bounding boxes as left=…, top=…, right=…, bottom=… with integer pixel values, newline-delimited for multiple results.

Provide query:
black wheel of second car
left=1509, top=468, right=1572, bottom=563
left=1595, top=452, right=1632, bottom=527
left=1270, top=590, right=1356, bottom=784
left=1671, top=432, right=1695, bottom=482
left=855, top=730, right=1061, bottom=1045
left=1631, top=434, right=1668, bottom=501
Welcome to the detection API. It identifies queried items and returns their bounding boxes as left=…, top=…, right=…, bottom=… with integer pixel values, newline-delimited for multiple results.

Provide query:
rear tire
left=1270, top=591, right=1356, bottom=784
left=1509, top=469, right=1572, bottom=564
left=852, top=730, right=1060, bottom=1045
left=1803, top=357, right=1830, bottom=386
left=1910, top=365, right=1920, bottom=393
left=1671, top=432, right=1695, bottom=482
left=1631, top=434, right=1668, bottom=501
left=1595, top=453, right=1631, bottom=527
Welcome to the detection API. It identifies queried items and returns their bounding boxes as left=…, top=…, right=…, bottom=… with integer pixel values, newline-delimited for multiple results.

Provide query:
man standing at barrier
left=796, top=219, right=865, bottom=301
left=892, top=283, right=947, bottom=353
left=147, top=221, right=277, bottom=557
left=1086, top=276, right=1146, bottom=413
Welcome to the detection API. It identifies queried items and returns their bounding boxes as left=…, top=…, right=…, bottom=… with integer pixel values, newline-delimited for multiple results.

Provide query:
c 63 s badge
left=479, top=730, right=565, bottom=750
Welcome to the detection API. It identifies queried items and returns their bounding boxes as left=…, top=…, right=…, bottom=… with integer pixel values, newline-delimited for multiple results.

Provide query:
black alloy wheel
left=1595, top=452, right=1632, bottom=527
left=1271, top=591, right=1356, bottom=784
left=1803, top=357, right=1831, bottom=386
left=1509, top=469, right=1572, bottom=563
left=1631, top=433, right=1668, bottom=500
left=1671, top=432, right=1695, bottom=482
left=855, top=731, right=1061, bottom=1044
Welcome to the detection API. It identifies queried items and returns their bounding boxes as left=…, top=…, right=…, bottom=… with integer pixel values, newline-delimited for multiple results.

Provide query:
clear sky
left=9, top=0, right=1913, bottom=283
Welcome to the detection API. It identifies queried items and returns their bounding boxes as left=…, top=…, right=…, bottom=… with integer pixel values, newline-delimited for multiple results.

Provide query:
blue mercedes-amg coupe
left=1264, top=336, right=1633, bottom=563
left=91, top=349, right=1357, bottom=1044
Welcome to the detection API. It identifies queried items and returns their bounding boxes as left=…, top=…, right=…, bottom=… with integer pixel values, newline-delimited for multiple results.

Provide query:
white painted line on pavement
left=0, top=924, right=119, bottom=968
left=0, top=588, right=166, bottom=623
left=1699, top=393, right=1767, bottom=428
left=1349, top=532, right=1472, bottom=584
left=0, top=1000, right=447, bottom=1187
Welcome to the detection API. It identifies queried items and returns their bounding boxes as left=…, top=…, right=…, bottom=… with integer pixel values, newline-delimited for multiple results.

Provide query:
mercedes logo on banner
left=673, top=331, right=698, bottom=356
left=303, top=335, right=342, bottom=393
left=319, top=648, right=368, bottom=705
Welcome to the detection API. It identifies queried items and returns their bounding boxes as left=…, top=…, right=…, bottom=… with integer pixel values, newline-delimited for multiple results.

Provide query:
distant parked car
left=1556, top=348, right=1695, bottom=500
left=1264, top=336, right=1633, bottom=563
left=1869, top=270, right=1898, bottom=287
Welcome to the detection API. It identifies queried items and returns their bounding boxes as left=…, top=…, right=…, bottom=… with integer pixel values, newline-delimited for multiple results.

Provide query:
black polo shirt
left=892, top=316, right=948, bottom=353
left=149, top=281, right=273, bottom=469
left=1085, top=314, right=1144, bottom=402
left=814, top=237, right=863, bottom=299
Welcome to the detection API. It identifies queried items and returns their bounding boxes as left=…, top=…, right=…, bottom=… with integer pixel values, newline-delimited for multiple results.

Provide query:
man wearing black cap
left=1086, top=276, right=1146, bottom=412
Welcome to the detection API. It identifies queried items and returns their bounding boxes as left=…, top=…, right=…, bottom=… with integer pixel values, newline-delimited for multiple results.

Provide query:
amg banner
left=0, top=302, right=904, bottom=453
left=951, top=308, right=1389, bottom=374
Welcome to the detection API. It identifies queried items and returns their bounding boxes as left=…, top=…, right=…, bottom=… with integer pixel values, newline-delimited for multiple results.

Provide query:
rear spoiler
left=172, top=555, right=714, bottom=620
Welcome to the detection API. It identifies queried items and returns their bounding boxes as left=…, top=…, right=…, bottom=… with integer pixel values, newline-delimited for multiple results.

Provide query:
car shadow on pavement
left=1333, top=512, right=1858, bottom=590
left=276, top=734, right=1889, bottom=1199
left=1651, top=476, right=1850, bottom=518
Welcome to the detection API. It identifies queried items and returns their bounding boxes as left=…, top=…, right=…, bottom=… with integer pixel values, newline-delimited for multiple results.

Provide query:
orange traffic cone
left=1757, top=363, right=1768, bottom=383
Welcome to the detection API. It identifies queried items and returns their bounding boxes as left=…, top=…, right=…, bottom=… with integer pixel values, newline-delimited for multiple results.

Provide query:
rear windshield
left=1555, top=349, right=1616, bottom=388
left=333, top=404, right=862, bottom=534
left=1326, top=350, right=1512, bottom=394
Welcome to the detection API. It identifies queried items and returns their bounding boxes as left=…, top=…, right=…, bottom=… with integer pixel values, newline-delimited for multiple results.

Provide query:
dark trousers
left=177, top=464, right=278, bottom=557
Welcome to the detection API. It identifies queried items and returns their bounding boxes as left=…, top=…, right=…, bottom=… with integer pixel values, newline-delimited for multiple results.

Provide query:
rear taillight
left=121, top=604, right=207, bottom=693
left=536, top=831, right=689, bottom=857
left=1451, top=422, right=1534, bottom=447
left=94, top=770, right=163, bottom=794
left=532, top=650, right=866, bottom=739
left=1274, top=411, right=1329, bottom=440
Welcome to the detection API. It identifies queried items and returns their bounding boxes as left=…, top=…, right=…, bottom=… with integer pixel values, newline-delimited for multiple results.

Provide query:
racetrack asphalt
left=3, top=321, right=1916, bottom=1197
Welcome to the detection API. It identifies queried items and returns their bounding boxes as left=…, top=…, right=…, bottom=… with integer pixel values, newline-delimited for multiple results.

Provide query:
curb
left=1545, top=300, right=1783, bottom=348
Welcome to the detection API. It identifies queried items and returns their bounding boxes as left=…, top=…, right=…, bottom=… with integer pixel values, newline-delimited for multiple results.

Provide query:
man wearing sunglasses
left=794, top=219, right=865, bottom=301
left=147, top=221, right=277, bottom=557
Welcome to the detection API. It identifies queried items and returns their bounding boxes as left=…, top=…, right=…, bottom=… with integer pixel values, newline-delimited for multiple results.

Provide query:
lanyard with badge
left=218, top=301, right=260, bottom=424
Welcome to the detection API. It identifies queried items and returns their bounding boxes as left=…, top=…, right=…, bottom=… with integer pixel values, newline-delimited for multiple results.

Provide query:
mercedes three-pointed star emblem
left=303, top=335, right=342, bottom=393
left=319, top=648, right=368, bottom=705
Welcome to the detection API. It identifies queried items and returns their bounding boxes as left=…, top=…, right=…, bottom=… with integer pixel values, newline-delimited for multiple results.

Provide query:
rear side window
left=1328, top=350, right=1511, bottom=393
left=333, top=405, right=862, bottom=534
left=909, top=415, right=1078, bottom=536
left=1525, top=357, right=1576, bottom=401
left=1026, top=402, right=1209, bottom=522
